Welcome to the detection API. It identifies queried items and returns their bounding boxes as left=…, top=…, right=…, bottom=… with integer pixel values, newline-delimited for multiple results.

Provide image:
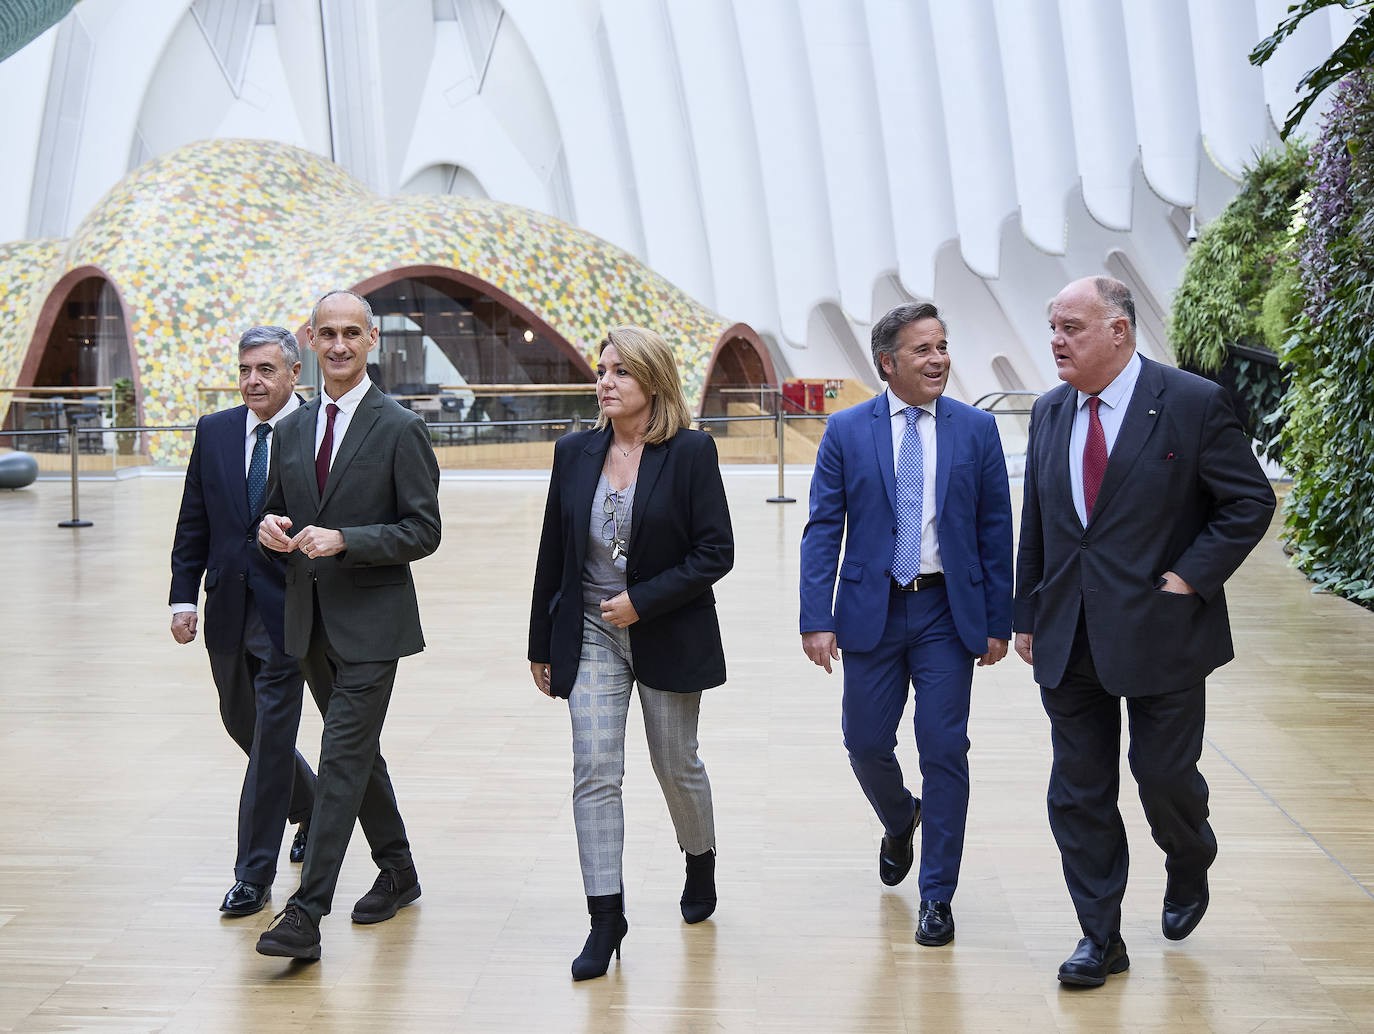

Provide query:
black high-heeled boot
left=571, top=892, right=628, bottom=981
left=680, top=849, right=717, bottom=924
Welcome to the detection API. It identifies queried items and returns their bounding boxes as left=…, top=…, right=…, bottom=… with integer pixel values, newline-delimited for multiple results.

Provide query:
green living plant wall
left=1281, top=68, right=1374, bottom=608
left=1167, top=143, right=1308, bottom=462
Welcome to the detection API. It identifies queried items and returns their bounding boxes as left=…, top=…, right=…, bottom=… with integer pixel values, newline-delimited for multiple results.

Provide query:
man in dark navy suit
left=800, top=302, right=1013, bottom=948
left=1015, top=277, right=1274, bottom=987
left=169, top=325, right=317, bottom=917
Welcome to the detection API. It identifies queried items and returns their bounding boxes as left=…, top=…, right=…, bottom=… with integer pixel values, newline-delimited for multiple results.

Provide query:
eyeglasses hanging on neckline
left=602, top=490, right=628, bottom=561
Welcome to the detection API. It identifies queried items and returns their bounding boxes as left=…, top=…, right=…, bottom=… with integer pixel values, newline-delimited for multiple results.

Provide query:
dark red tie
left=316, top=403, right=339, bottom=495
left=1083, top=396, right=1107, bottom=518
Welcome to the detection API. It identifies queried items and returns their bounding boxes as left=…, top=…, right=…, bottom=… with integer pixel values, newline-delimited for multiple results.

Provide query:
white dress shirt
left=886, top=388, right=942, bottom=575
left=1069, top=351, right=1141, bottom=526
left=245, top=393, right=300, bottom=475
left=171, top=394, right=302, bottom=613
left=315, top=377, right=374, bottom=472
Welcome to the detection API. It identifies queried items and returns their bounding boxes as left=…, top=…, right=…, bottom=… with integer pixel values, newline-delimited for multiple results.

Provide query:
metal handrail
left=972, top=390, right=1040, bottom=415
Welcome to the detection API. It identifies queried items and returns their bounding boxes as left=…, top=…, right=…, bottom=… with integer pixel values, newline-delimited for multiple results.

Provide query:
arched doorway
left=9, top=268, right=136, bottom=453
left=701, top=324, right=775, bottom=420
left=340, top=267, right=598, bottom=444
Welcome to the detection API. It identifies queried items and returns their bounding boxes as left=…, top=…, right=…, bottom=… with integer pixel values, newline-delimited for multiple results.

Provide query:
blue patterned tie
left=892, top=407, right=924, bottom=586
left=246, top=423, right=271, bottom=515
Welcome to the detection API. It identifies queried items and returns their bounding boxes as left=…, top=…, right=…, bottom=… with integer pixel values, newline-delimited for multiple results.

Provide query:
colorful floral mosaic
left=1, top=138, right=739, bottom=461
left=0, top=238, right=66, bottom=406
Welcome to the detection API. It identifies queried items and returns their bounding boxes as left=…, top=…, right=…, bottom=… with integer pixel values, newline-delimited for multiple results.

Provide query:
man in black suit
left=1014, top=277, right=1275, bottom=986
left=169, top=325, right=317, bottom=917
left=254, top=289, right=441, bottom=961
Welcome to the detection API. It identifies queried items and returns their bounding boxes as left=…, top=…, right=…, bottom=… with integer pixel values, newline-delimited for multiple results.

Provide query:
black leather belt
left=892, top=572, right=945, bottom=592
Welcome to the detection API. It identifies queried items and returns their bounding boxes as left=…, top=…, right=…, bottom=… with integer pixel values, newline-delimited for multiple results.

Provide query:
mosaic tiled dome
left=0, top=138, right=743, bottom=459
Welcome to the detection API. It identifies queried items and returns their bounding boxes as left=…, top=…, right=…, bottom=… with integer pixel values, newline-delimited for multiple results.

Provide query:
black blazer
left=170, top=403, right=295, bottom=655
left=528, top=426, right=734, bottom=698
left=1014, top=356, right=1275, bottom=696
left=261, top=386, right=441, bottom=664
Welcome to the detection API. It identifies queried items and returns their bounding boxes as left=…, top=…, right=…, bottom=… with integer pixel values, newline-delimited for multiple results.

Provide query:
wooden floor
left=1, top=470, right=1372, bottom=1033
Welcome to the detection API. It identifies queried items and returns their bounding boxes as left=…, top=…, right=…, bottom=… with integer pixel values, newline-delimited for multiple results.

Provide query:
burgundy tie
left=316, top=403, right=339, bottom=495
left=1082, top=396, right=1107, bottom=518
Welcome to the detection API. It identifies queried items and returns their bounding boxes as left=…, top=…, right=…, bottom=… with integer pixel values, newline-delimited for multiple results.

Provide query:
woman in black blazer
left=528, top=325, right=734, bottom=981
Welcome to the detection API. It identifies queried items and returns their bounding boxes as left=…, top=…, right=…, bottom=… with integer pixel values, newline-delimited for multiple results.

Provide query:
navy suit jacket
left=529, top=426, right=734, bottom=698
left=169, top=403, right=294, bottom=655
left=1014, top=356, right=1275, bottom=696
left=800, top=392, right=1013, bottom=656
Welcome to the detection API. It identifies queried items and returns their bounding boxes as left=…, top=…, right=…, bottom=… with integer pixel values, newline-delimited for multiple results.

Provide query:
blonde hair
left=594, top=326, right=693, bottom=444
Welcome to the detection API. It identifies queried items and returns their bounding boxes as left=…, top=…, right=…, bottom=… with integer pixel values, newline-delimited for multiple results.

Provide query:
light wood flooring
left=0, top=471, right=1372, bottom=1033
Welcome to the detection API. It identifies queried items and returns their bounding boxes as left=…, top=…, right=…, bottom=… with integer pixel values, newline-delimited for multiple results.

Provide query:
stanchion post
left=766, top=404, right=795, bottom=504
left=58, top=416, right=93, bottom=528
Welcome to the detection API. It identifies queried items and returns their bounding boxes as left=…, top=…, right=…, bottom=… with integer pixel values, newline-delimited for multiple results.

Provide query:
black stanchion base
left=58, top=519, right=93, bottom=528
left=766, top=496, right=796, bottom=504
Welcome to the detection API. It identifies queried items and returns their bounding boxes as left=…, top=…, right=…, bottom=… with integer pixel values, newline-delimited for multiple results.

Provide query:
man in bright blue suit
left=800, top=302, right=1013, bottom=947
left=169, top=325, right=317, bottom=917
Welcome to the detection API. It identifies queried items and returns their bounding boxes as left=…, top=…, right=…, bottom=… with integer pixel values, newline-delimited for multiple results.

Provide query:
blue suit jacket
left=169, top=404, right=293, bottom=656
left=800, top=392, right=1013, bottom=656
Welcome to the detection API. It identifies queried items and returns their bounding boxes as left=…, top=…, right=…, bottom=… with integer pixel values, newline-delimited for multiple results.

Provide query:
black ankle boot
left=571, top=893, right=628, bottom=981
left=680, top=849, right=717, bottom=924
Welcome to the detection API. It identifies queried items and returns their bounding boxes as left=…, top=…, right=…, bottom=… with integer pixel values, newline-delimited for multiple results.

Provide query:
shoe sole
left=914, top=929, right=954, bottom=947
left=350, top=884, right=421, bottom=924
left=220, top=901, right=268, bottom=917
left=1057, top=954, right=1129, bottom=987
left=255, top=940, right=321, bottom=961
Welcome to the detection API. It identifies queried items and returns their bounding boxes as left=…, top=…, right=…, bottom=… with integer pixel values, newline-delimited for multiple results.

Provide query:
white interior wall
left=1, top=0, right=1339, bottom=397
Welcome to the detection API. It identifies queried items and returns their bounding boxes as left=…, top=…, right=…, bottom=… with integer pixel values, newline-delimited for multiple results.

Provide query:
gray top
left=582, top=472, right=636, bottom=608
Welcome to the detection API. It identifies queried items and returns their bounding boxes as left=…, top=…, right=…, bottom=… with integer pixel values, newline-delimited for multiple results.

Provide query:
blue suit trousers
left=841, top=584, right=974, bottom=902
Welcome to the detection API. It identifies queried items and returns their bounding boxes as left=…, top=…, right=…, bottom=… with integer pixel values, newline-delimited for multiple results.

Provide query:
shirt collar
left=323, top=377, right=373, bottom=415
left=886, top=387, right=938, bottom=421
left=1077, top=351, right=1141, bottom=411
left=245, top=392, right=301, bottom=437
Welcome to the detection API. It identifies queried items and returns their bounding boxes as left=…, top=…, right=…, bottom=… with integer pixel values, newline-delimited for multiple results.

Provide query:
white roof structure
left=0, top=0, right=1353, bottom=399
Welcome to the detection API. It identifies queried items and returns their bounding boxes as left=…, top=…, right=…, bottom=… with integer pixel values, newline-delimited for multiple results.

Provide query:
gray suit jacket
left=260, top=385, right=442, bottom=664
left=1014, top=356, right=1275, bottom=696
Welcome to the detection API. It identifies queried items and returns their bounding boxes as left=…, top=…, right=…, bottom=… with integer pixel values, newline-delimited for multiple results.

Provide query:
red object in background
left=782, top=381, right=825, bottom=413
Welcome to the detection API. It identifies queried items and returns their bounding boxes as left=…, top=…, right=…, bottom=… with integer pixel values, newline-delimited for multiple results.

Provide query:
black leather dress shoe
left=255, top=903, right=321, bottom=960
left=289, top=824, right=308, bottom=864
left=1162, top=872, right=1209, bottom=941
left=351, top=864, right=421, bottom=924
left=1057, top=934, right=1129, bottom=987
left=878, top=800, right=921, bottom=886
left=914, top=900, right=954, bottom=946
left=220, top=880, right=269, bottom=916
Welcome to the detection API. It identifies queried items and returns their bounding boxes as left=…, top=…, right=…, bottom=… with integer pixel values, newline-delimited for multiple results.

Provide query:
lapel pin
left=1148, top=409, right=1157, bottom=415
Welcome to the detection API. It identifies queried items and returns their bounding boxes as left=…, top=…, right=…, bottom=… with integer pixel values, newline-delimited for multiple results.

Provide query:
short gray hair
left=871, top=302, right=948, bottom=382
left=310, top=289, right=375, bottom=332
left=1093, top=277, right=1137, bottom=332
left=238, top=324, right=300, bottom=366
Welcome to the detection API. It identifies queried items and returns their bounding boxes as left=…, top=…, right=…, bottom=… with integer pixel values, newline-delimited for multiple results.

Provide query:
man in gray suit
left=254, top=289, right=442, bottom=960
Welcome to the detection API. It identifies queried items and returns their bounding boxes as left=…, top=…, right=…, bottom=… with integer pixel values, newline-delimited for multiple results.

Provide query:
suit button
left=1080, top=540, right=1088, bottom=549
